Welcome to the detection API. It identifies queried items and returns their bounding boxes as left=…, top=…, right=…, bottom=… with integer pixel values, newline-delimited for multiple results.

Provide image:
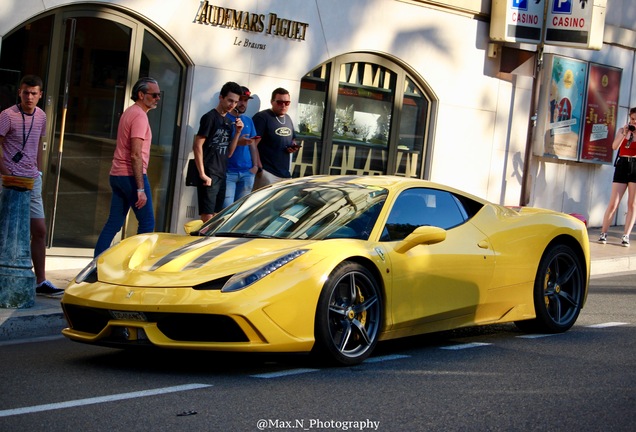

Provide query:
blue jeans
left=223, top=170, right=255, bottom=208
left=94, top=175, right=154, bottom=257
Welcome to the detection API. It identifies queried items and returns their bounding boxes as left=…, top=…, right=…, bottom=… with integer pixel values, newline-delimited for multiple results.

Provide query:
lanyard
left=17, top=103, right=35, bottom=152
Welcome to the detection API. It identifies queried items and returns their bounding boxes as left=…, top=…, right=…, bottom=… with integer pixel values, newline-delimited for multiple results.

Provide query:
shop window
left=295, top=63, right=329, bottom=178
left=296, top=54, right=433, bottom=179
left=0, top=15, right=53, bottom=112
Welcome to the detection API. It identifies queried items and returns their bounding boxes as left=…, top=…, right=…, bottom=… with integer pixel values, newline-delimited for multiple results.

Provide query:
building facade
left=0, top=0, right=634, bottom=256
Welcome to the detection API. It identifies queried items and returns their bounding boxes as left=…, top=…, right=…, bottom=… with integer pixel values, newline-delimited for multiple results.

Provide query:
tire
left=313, top=262, right=382, bottom=366
left=515, top=244, right=585, bottom=333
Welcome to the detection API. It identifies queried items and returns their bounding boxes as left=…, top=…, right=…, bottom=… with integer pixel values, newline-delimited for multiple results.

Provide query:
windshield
left=199, top=180, right=388, bottom=240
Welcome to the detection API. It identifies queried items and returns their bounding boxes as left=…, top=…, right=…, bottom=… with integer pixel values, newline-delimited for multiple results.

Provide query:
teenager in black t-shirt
left=193, top=81, right=243, bottom=221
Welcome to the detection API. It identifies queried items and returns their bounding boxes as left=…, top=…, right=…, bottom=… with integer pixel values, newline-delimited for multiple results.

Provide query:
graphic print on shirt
left=275, top=126, right=292, bottom=137
left=212, top=127, right=231, bottom=155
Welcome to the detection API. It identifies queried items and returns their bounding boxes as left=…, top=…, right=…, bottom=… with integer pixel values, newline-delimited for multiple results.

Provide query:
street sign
left=490, top=0, right=545, bottom=45
left=490, top=0, right=607, bottom=50
left=544, top=0, right=606, bottom=49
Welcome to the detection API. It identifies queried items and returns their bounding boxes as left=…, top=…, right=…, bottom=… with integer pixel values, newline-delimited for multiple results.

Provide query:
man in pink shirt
left=94, top=77, right=160, bottom=257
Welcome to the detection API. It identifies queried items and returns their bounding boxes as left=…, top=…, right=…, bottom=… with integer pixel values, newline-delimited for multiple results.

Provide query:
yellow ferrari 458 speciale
left=61, top=175, right=589, bottom=365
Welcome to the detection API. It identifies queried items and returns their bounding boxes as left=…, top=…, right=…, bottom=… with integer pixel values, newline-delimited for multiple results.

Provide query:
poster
left=579, top=63, right=622, bottom=164
left=542, top=55, right=588, bottom=160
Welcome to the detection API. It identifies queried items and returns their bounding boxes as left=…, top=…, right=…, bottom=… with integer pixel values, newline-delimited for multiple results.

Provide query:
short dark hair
left=20, top=75, right=43, bottom=90
left=220, top=82, right=242, bottom=98
left=630, top=107, right=636, bottom=115
left=271, top=87, right=289, bottom=102
left=131, top=77, right=158, bottom=101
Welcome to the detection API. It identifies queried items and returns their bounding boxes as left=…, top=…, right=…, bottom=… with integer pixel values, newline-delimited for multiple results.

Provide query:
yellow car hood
left=94, top=233, right=315, bottom=288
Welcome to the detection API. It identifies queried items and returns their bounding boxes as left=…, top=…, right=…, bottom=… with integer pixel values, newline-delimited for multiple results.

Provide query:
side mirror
left=184, top=219, right=204, bottom=235
left=394, top=225, right=446, bottom=253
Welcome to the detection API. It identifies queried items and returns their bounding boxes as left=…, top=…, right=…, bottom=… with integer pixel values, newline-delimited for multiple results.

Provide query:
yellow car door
left=379, top=188, right=496, bottom=335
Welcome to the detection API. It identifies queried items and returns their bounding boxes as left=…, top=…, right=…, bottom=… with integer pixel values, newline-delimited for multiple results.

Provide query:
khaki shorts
left=30, top=175, right=45, bottom=219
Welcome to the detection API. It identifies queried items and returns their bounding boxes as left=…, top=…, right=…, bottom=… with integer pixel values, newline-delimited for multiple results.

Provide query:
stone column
left=0, top=176, right=35, bottom=308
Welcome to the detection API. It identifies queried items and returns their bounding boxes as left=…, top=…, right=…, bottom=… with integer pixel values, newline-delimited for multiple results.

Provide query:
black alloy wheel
left=516, top=244, right=585, bottom=333
left=313, top=262, right=382, bottom=366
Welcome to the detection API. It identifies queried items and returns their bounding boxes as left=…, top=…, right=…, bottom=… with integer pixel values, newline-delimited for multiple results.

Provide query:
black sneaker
left=598, top=232, right=607, bottom=244
left=35, top=280, right=64, bottom=297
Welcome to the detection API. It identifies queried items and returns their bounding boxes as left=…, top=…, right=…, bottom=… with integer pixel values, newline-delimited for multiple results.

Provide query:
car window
left=381, top=188, right=467, bottom=241
left=201, top=181, right=388, bottom=240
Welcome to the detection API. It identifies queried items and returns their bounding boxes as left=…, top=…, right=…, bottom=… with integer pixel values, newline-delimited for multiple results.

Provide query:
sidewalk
left=0, top=226, right=634, bottom=342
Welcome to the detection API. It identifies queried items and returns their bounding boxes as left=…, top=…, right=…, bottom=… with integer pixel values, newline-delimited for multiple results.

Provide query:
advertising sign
left=540, top=55, right=588, bottom=160
left=579, top=63, right=621, bottom=164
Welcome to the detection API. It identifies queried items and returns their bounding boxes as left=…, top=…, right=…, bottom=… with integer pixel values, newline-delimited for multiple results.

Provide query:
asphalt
left=0, top=225, right=634, bottom=343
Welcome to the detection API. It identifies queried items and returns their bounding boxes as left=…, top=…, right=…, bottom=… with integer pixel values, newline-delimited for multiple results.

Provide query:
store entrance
left=0, top=7, right=185, bottom=256
left=48, top=16, right=133, bottom=252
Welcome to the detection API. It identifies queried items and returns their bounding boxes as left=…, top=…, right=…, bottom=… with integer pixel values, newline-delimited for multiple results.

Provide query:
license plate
left=110, top=310, right=147, bottom=321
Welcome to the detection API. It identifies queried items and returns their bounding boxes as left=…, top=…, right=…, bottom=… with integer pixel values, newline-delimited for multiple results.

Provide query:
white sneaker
left=598, top=232, right=607, bottom=244
left=621, top=235, right=630, bottom=247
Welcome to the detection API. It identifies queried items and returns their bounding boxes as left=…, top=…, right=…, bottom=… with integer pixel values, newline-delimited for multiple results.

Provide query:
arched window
left=294, top=53, right=435, bottom=179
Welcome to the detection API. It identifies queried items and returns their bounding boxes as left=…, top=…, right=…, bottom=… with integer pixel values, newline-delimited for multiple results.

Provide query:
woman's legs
left=623, top=182, right=636, bottom=237
left=601, top=182, right=627, bottom=233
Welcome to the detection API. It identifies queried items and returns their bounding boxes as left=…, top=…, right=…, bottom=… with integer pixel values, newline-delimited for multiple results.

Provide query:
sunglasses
left=145, top=92, right=161, bottom=99
left=274, top=100, right=290, bottom=106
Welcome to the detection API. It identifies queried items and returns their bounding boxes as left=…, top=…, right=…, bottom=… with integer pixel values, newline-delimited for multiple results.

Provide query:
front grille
left=62, top=304, right=249, bottom=343
left=150, top=312, right=248, bottom=342
left=63, top=303, right=110, bottom=334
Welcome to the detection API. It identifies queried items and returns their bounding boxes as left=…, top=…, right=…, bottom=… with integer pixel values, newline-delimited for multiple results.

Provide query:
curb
left=0, top=262, right=87, bottom=343
left=0, top=310, right=66, bottom=342
left=591, top=256, right=636, bottom=276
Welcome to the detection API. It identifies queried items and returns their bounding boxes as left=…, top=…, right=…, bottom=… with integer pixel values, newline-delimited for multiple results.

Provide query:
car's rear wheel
left=515, top=244, right=585, bottom=333
left=313, top=262, right=382, bottom=366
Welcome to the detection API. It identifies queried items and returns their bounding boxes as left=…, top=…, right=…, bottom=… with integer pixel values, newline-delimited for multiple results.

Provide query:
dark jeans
left=94, top=175, right=154, bottom=256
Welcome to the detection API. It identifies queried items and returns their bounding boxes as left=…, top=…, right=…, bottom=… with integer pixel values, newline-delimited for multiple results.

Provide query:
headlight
left=75, top=258, right=98, bottom=284
left=221, top=250, right=308, bottom=292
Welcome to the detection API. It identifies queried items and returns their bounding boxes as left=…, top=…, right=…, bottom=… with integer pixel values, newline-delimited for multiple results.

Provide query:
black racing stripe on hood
left=182, top=238, right=252, bottom=270
left=149, top=237, right=214, bottom=271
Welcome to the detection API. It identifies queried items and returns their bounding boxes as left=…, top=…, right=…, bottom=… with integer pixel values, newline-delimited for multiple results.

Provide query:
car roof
left=284, top=175, right=490, bottom=205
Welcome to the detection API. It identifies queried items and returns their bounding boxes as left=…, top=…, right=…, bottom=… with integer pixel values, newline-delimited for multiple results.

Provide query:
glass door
left=47, top=15, right=133, bottom=251
left=45, top=10, right=184, bottom=254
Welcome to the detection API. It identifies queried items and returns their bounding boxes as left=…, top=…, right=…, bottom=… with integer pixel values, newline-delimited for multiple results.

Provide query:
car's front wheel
left=516, top=244, right=585, bottom=333
left=313, top=262, right=382, bottom=366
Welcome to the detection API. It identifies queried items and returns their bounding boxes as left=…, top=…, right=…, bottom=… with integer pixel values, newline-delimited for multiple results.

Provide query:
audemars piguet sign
left=194, top=1, right=309, bottom=50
